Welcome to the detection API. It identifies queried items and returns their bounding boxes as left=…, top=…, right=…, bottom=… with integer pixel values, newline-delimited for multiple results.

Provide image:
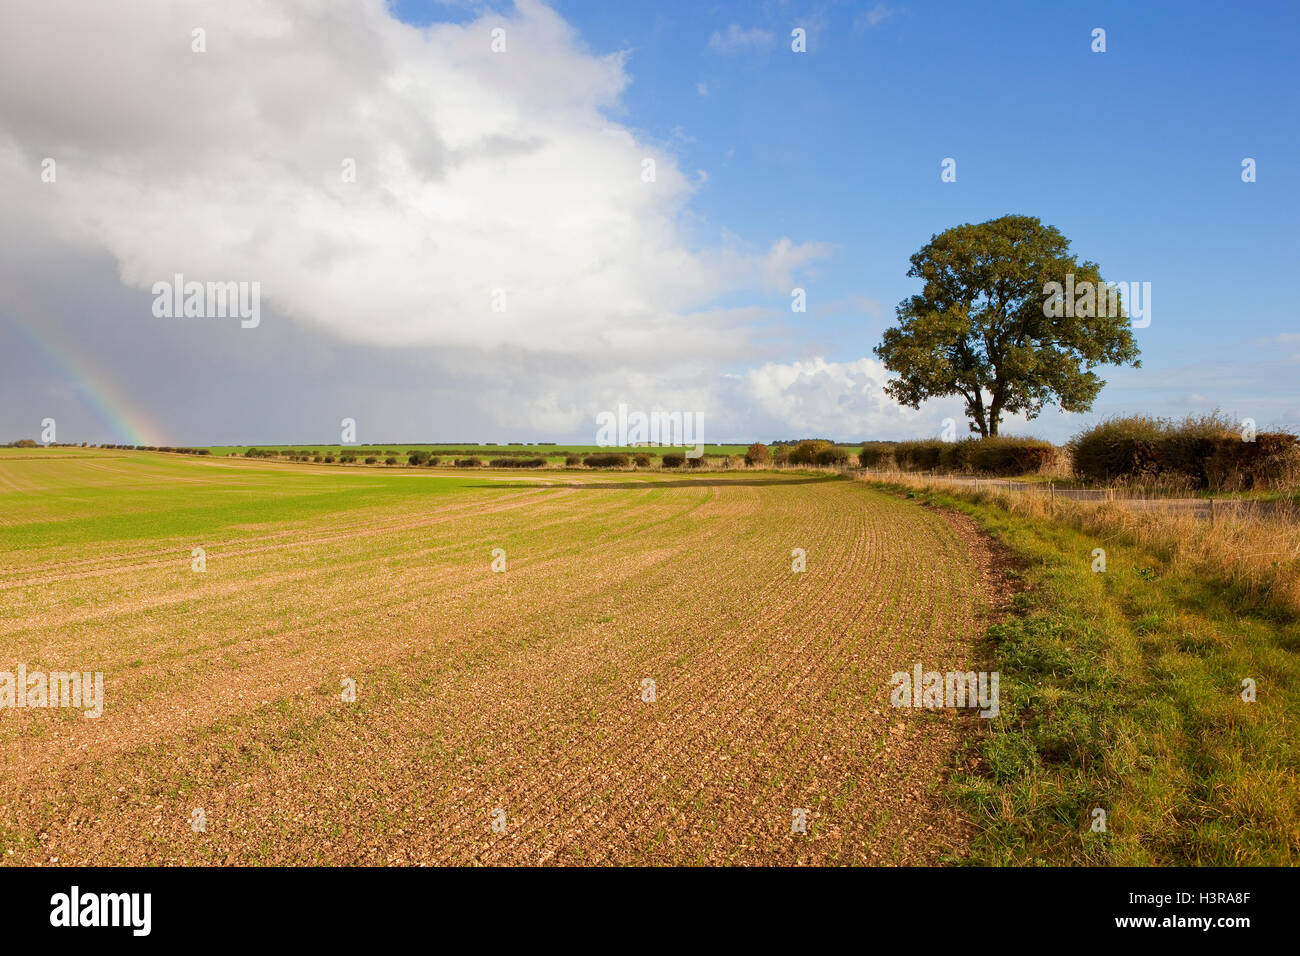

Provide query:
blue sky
left=1, top=0, right=1296, bottom=445
left=400, top=0, right=1300, bottom=432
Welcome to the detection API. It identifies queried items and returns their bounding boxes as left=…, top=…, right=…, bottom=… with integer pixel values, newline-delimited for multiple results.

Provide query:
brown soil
left=1, top=474, right=1010, bottom=866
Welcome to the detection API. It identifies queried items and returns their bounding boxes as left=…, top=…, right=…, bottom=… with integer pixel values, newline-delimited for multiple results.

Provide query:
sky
left=1, top=0, right=1297, bottom=447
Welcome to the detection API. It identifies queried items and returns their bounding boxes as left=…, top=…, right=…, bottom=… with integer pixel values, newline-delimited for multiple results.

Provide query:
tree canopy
left=874, top=215, right=1141, bottom=436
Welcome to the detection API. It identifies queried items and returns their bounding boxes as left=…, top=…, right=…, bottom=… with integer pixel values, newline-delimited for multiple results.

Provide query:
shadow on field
left=467, top=474, right=842, bottom=491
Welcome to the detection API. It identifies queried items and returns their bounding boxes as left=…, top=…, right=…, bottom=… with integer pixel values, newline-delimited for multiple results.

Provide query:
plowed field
left=0, top=451, right=999, bottom=865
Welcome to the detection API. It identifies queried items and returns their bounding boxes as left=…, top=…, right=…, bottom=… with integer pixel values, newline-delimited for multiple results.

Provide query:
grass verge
left=860, top=476, right=1299, bottom=865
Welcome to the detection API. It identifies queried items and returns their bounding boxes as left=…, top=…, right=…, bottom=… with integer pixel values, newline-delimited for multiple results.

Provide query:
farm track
left=0, top=458, right=999, bottom=866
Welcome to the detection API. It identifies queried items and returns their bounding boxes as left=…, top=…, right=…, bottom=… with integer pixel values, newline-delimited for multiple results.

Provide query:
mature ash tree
left=874, top=215, right=1141, bottom=437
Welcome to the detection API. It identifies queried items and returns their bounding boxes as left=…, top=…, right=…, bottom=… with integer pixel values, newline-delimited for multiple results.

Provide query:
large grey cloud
left=0, top=0, right=943, bottom=444
left=0, top=0, right=830, bottom=353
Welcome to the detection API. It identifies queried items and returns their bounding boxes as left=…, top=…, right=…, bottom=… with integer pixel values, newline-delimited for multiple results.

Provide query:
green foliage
left=893, top=440, right=944, bottom=470
left=1206, top=432, right=1300, bottom=490
left=943, top=437, right=1056, bottom=475
left=787, top=440, right=833, bottom=465
left=881, top=437, right=1054, bottom=475
left=814, top=446, right=849, bottom=466
left=582, top=454, right=630, bottom=468
left=1070, top=413, right=1299, bottom=489
left=744, top=442, right=771, bottom=466
left=858, top=442, right=895, bottom=468
left=875, top=215, right=1141, bottom=436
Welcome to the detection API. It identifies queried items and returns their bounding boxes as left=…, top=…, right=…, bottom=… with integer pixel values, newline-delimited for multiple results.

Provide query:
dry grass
left=855, top=471, right=1300, bottom=620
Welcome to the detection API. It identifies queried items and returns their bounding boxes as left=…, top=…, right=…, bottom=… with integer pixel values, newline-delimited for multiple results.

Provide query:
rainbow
left=4, top=310, right=165, bottom=446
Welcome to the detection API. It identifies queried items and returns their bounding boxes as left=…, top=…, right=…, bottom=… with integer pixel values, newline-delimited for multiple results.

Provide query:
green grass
left=0, top=451, right=554, bottom=553
left=0, top=449, right=677, bottom=557
left=866, top=479, right=1299, bottom=865
left=0, top=445, right=130, bottom=458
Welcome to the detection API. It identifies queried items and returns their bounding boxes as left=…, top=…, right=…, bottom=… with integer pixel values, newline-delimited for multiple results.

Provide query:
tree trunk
left=988, top=391, right=1003, bottom=437
left=972, top=391, right=989, bottom=437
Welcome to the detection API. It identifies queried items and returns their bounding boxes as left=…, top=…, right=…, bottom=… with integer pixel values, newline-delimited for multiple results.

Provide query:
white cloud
left=707, top=24, right=776, bottom=54
left=696, top=81, right=709, bottom=96
left=1, top=0, right=954, bottom=443
left=854, top=4, right=898, bottom=32
left=0, top=0, right=824, bottom=361
left=465, top=354, right=965, bottom=443
left=736, top=356, right=952, bottom=439
left=1265, top=333, right=1300, bottom=359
